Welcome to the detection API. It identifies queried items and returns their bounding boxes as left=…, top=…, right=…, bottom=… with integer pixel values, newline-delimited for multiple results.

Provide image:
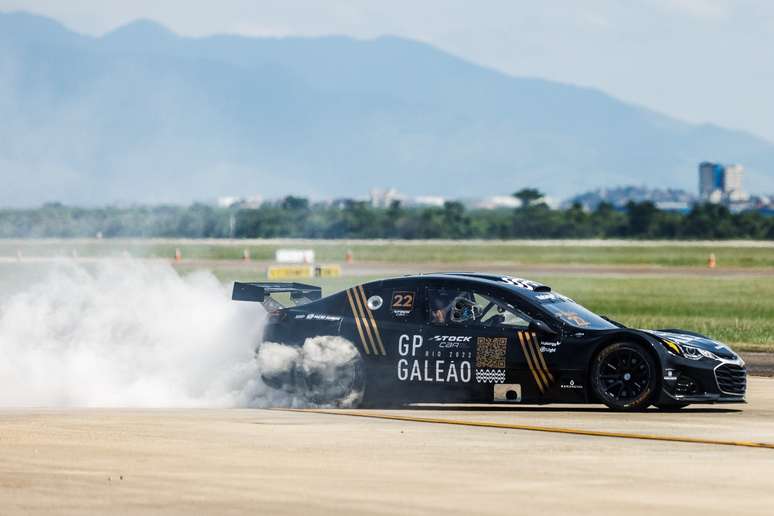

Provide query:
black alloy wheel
left=592, top=342, right=657, bottom=411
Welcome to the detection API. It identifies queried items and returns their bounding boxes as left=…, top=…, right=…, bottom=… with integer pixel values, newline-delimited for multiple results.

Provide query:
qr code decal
left=476, top=337, right=507, bottom=369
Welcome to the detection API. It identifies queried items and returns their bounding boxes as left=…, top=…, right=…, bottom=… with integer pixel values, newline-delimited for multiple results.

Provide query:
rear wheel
left=258, top=336, right=366, bottom=407
left=303, top=341, right=365, bottom=407
left=591, top=342, right=657, bottom=411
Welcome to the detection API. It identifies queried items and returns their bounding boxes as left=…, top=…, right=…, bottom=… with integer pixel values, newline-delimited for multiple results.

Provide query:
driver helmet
left=450, top=295, right=480, bottom=323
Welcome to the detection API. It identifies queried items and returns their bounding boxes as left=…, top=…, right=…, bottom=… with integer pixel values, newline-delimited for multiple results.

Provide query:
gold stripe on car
left=518, top=331, right=545, bottom=393
left=346, top=289, right=371, bottom=354
left=357, top=285, right=386, bottom=355
left=529, top=331, right=554, bottom=383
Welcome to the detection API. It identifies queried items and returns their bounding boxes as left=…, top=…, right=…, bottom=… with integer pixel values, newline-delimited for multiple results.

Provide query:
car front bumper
left=657, top=355, right=747, bottom=405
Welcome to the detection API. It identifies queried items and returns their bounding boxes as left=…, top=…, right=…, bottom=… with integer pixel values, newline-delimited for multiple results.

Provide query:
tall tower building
left=698, top=162, right=745, bottom=202
left=698, top=162, right=724, bottom=199
left=723, top=164, right=744, bottom=193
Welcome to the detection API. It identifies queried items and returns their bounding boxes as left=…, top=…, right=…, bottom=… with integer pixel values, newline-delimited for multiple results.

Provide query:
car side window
left=428, top=288, right=471, bottom=324
left=473, top=293, right=530, bottom=328
left=427, top=288, right=530, bottom=328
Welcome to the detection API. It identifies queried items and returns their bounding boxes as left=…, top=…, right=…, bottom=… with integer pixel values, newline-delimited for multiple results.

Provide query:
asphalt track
left=2, top=378, right=774, bottom=515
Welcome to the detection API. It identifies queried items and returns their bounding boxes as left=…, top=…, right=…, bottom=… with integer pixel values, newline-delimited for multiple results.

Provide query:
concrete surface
left=2, top=378, right=774, bottom=515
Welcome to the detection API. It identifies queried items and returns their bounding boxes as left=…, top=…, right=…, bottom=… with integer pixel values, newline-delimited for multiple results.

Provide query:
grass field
left=3, top=238, right=774, bottom=268
left=211, top=268, right=774, bottom=352
left=1, top=238, right=772, bottom=351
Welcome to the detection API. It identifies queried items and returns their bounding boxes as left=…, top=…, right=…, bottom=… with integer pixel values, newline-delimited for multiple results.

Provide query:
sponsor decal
left=500, top=276, right=542, bottom=290
left=429, top=335, right=473, bottom=348
left=475, top=337, right=507, bottom=384
left=396, top=334, right=472, bottom=383
left=391, top=290, right=415, bottom=317
left=475, top=369, right=506, bottom=383
left=663, top=369, right=678, bottom=381
left=536, top=293, right=556, bottom=301
left=476, top=337, right=507, bottom=369
left=560, top=379, right=583, bottom=390
left=304, top=313, right=342, bottom=321
left=430, top=335, right=473, bottom=342
left=539, top=340, right=561, bottom=354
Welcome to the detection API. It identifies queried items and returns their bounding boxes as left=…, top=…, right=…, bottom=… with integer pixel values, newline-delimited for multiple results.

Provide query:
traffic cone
left=243, top=249, right=250, bottom=261
left=175, top=248, right=182, bottom=262
left=708, top=253, right=716, bottom=268
left=345, top=250, right=353, bottom=264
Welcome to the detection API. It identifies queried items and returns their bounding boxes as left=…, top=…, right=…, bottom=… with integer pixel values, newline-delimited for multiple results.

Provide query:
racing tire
left=591, top=342, right=658, bottom=411
left=304, top=345, right=366, bottom=408
left=259, top=336, right=366, bottom=408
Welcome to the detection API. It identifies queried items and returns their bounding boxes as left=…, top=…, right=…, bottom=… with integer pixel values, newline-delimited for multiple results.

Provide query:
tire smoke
left=0, top=259, right=359, bottom=408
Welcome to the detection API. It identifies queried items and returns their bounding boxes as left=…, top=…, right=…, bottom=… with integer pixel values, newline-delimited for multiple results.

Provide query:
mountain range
left=1, top=11, right=773, bottom=206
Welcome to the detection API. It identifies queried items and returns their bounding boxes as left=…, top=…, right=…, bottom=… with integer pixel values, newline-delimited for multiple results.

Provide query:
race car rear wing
left=232, top=282, right=322, bottom=307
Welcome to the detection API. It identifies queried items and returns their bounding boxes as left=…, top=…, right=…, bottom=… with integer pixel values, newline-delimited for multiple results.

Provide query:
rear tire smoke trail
left=0, top=259, right=364, bottom=408
left=0, top=259, right=267, bottom=407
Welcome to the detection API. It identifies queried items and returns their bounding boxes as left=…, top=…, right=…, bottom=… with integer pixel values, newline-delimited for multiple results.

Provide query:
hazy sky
left=2, top=0, right=773, bottom=142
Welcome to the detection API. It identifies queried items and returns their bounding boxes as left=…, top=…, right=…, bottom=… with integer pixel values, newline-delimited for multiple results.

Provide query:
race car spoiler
left=232, top=282, right=322, bottom=305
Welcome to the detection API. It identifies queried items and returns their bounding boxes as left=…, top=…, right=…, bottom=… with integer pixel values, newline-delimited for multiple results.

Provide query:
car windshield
left=531, top=292, right=617, bottom=330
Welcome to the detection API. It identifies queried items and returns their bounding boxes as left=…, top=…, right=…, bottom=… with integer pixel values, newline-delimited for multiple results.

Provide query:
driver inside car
left=450, top=294, right=482, bottom=323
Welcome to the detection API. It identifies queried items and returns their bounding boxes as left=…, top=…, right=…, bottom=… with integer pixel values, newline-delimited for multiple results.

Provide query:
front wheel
left=591, top=342, right=657, bottom=411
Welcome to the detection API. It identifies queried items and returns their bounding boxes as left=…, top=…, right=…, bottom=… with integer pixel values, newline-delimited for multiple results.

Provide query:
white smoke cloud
left=0, top=259, right=360, bottom=407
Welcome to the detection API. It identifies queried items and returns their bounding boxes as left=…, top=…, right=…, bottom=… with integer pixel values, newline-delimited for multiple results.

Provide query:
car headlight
left=682, top=344, right=720, bottom=361
left=660, top=339, right=719, bottom=361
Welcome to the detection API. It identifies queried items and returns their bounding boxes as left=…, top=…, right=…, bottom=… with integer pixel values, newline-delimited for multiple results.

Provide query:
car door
left=505, top=293, right=567, bottom=400
left=431, top=287, right=560, bottom=403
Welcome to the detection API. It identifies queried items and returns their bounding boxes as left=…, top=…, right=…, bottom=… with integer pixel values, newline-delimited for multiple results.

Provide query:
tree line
left=1, top=191, right=773, bottom=239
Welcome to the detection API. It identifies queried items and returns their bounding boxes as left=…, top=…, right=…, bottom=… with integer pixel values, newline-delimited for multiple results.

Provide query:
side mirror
left=529, top=319, right=558, bottom=337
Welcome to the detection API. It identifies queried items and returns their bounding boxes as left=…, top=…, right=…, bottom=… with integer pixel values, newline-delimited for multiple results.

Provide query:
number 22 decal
left=391, top=291, right=415, bottom=312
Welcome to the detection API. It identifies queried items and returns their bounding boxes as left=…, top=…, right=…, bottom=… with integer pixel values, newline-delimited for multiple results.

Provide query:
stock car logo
left=429, top=335, right=473, bottom=348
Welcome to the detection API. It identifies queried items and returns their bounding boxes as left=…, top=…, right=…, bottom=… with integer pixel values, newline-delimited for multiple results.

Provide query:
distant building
left=698, top=162, right=725, bottom=199
left=698, top=162, right=746, bottom=203
left=216, top=195, right=262, bottom=208
left=724, top=164, right=744, bottom=193
left=369, top=188, right=406, bottom=208
left=565, top=186, right=695, bottom=211
left=410, top=196, right=446, bottom=207
left=471, top=196, right=521, bottom=209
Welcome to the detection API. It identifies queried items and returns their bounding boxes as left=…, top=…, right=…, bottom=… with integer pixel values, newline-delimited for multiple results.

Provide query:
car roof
left=374, top=272, right=552, bottom=295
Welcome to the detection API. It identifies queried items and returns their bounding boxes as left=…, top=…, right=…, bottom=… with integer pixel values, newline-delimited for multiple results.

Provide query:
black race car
left=233, top=273, right=746, bottom=411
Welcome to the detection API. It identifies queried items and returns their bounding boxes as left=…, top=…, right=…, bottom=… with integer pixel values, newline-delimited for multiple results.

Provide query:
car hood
left=640, top=329, right=739, bottom=360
